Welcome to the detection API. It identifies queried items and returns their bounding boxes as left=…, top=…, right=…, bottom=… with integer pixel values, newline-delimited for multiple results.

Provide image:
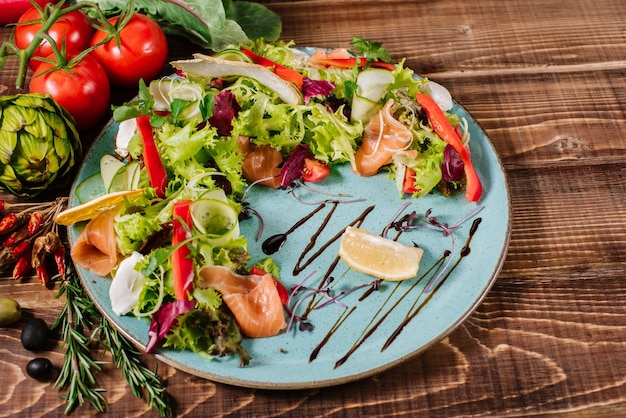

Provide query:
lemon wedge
left=55, top=189, right=146, bottom=226
left=338, top=226, right=424, bottom=281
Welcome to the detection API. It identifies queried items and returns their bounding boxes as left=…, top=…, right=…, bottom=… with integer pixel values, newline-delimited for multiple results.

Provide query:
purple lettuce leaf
left=302, top=78, right=335, bottom=104
left=146, top=299, right=197, bottom=353
left=441, top=144, right=465, bottom=182
left=280, top=144, right=313, bottom=188
left=208, top=91, right=241, bottom=136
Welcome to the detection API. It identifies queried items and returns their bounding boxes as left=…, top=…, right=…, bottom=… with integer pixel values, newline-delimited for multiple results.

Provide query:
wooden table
left=2, top=0, right=626, bottom=416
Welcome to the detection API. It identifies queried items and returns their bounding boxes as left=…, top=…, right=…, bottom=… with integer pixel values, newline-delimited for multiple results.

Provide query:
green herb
left=81, top=0, right=282, bottom=51
left=99, top=316, right=172, bottom=416
left=350, top=36, right=392, bottom=63
left=52, top=258, right=172, bottom=416
left=52, top=264, right=107, bottom=415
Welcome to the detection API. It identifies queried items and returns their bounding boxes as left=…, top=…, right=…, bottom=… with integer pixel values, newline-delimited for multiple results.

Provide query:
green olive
left=0, top=296, right=22, bottom=326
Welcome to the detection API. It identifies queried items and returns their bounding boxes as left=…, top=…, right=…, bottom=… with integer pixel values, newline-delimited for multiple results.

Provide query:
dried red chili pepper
left=0, top=213, right=19, bottom=234
left=36, top=265, right=50, bottom=286
left=31, top=235, right=46, bottom=270
left=54, top=245, right=66, bottom=279
left=10, top=240, right=30, bottom=257
left=43, top=232, right=61, bottom=254
left=13, top=253, right=32, bottom=279
left=0, top=246, right=17, bottom=269
left=27, top=212, right=44, bottom=236
left=0, top=200, right=5, bottom=213
left=4, top=225, right=29, bottom=247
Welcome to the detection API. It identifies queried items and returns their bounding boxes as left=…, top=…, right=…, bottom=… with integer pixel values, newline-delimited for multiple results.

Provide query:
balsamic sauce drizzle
left=309, top=306, right=355, bottom=362
left=279, top=198, right=483, bottom=368
left=298, top=205, right=375, bottom=316
left=382, top=217, right=482, bottom=351
left=333, top=254, right=447, bottom=368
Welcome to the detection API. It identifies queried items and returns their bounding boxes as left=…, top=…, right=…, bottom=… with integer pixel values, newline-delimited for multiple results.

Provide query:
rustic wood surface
left=2, top=0, right=626, bottom=416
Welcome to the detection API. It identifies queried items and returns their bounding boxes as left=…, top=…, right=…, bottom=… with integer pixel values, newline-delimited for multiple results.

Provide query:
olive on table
left=21, top=318, right=49, bottom=351
left=26, top=357, right=54, bottom=381
left=0, top=296, right=22, bottom=326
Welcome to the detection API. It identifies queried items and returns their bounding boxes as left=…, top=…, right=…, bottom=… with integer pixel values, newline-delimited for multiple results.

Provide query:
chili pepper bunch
left=0, top=197, right=68, bottom=285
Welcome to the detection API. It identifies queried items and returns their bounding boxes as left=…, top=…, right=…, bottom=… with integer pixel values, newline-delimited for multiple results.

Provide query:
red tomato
left=14, top=6, right=93, bottom=70
left=90, top=13, right=168, bottom=88
left=29, top=53, right=110, bottom=132
left=402, top=167, right=419, bottom=193
left=0, top=0, right=58, bottom=25
left=301, top=158, right=331, bottom=183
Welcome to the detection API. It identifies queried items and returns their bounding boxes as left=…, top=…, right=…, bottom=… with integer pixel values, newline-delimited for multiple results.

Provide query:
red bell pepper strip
left=172, top=200, right=194, bottom=300
left=313, top=57, right=395, bottom=71
left=136, top=115, right=168, bottom=198
left=415, top=93, right=483, bottom=202
left=240, top=48, right=304, bottom=90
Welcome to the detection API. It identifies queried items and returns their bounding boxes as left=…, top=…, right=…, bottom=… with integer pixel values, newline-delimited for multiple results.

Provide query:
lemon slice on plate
left=55, top=189, right=146, bottom=226
left=338, top=226, right=424, bottom=281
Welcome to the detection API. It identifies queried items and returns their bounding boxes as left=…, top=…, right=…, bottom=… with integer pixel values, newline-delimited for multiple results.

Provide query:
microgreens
left=284, top=271, right=380, bottom=334
left=387, top=203, right=484, bottom=292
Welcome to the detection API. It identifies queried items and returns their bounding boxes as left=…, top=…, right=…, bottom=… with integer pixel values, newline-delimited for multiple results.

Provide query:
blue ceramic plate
left=69, top=79, right=510, bottom=390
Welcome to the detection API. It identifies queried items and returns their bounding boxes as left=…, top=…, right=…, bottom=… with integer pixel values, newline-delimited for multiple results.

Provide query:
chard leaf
left=224, top=1, right=282, bottom=42
left=83, top=0, right=261, bottom=51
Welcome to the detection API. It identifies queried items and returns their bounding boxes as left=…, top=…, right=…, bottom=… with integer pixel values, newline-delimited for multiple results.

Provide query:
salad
left=57, top=37, right=483, bottom=366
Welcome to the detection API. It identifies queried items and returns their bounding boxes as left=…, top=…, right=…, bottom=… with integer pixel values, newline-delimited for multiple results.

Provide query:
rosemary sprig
left=52, top=263, right=107, bottom=415
left=52, top=256, right=172, bottom=416
left=99, top=316, right=173, bottom=416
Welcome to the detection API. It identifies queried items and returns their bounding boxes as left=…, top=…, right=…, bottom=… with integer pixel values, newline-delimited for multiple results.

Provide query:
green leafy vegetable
left=350, top=36, right=393, bottom=64
left=83, top=0, right=282, bottom=51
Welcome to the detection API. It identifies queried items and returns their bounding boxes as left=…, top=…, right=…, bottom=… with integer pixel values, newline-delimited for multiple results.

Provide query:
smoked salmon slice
left=354, top=99, right=412, bottom=176
left=198, top=265, right=286, bottom=338
left=241, top=144, right=283, bottom=188
left=71, top=209, right=119, bottom=277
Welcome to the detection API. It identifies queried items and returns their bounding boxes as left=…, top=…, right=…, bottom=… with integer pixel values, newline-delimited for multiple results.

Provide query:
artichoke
left=0, top=94, right=82, bottom=198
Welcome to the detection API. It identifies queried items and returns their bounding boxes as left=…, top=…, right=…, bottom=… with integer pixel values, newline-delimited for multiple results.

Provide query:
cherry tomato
left=0, top=0, right=58, bottom=25
left=301, top=158, right=331, bottom=183
left=90, top=13, right=168, bottom=88
left=402, top=167, right=419, bottom=193
left=14, top=6, right=93, bottom=70
left=29, top=53, right=110, bottom=132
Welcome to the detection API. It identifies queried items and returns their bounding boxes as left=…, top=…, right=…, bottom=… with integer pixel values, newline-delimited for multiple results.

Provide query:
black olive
left=26, top=357, right=53, bottom=381
left=21, top=318, right=49, bottom=351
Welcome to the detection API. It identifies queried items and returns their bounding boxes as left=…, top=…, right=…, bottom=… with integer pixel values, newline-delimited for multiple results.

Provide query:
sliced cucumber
left=127, top=161, right=141, bottom=190
left=351, top=94, right=382, bottom=125
left=74, top=173, right=106, bottom=204
left=198, top=188, right=228, bottom=202
left=149, top=79, right=204, bottom=121
left=351, top=68, right=395, bottom=123
left=190, top=198, right=240, bottom=246
left=100, top=155, right=126, bottom=193
left=214, top=48, right=253, bottom=63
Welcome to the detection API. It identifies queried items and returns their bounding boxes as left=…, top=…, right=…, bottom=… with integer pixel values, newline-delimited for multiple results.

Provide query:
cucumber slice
left=126, top=161, right=141, bottom=190
left=351, top=68, right=395, bottom=123
left=149, top=79, right=204, bottom=121
left=100, top=155, right=125, bottom=193
left=351, top=94, right=382, bottom=124
left=356, top=68, right=395, bottom=101
left=214, top=48, right=253, bottom=63
left=74, top=173, right=106, bottom=204
left=108, top=166, right=129, bottom=193
left=190, top=198, right=240, bottom=246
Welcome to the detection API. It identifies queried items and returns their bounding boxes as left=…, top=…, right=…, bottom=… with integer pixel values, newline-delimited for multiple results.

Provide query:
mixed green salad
left=65, top=37, right=481, bottom=366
